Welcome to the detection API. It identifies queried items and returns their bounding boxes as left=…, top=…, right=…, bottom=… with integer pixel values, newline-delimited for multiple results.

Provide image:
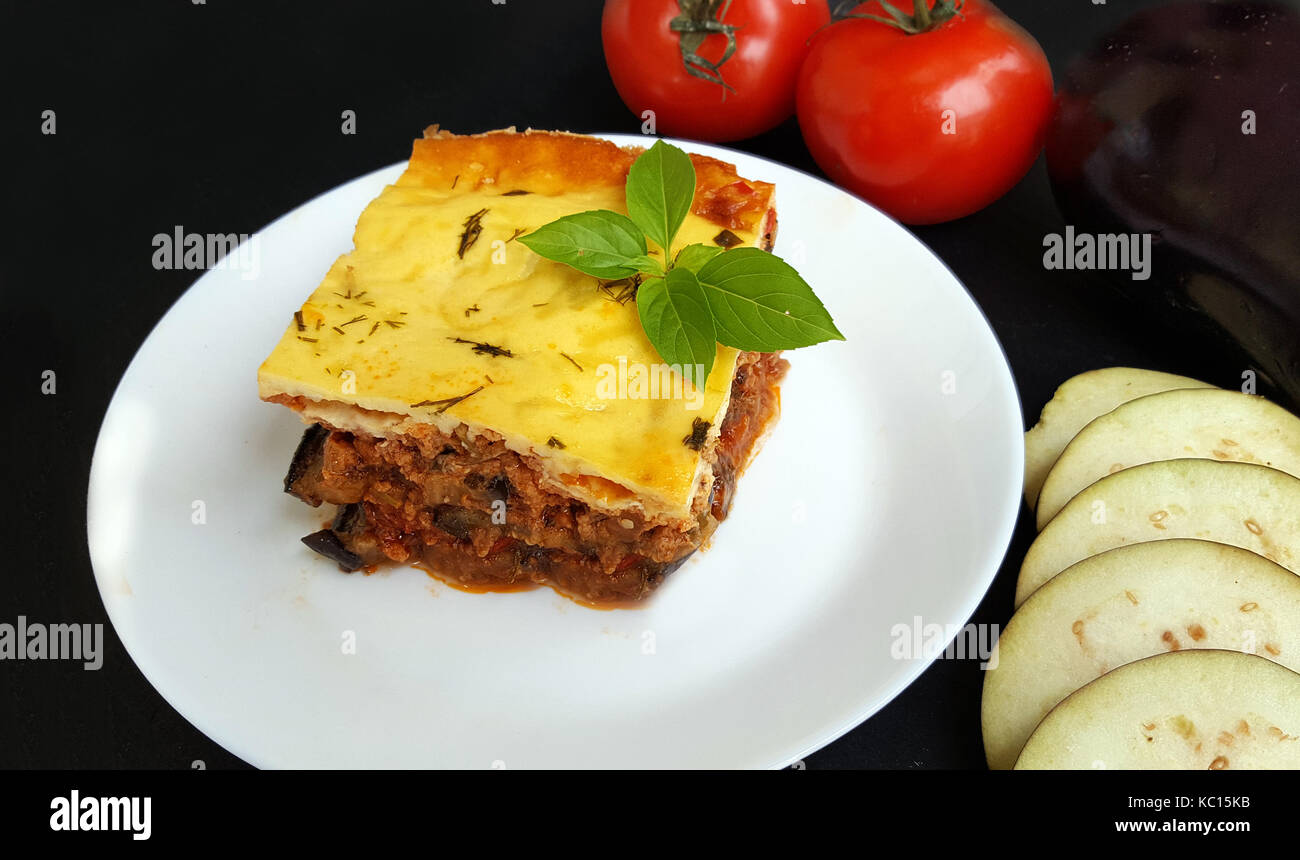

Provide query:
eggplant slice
left=300, top=529, right=364, bottom=572
left=283, top=423, right=329, bottom=505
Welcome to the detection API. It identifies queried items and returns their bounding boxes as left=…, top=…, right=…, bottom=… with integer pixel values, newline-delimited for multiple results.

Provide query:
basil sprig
left=515, top=210, right=650, bottom=280
left=637, top=267, right=717, bottom=381
left=518, top=140, right=844, bottom=385
left=625, top=139, right=697, bottom=255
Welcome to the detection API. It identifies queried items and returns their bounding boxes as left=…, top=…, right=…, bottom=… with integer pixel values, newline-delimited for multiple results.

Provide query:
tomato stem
left=669, top=0, right=740, bottom=96
left=841, top=0, right=964, bottom=35
left=913, top=0, right=932, bottom=29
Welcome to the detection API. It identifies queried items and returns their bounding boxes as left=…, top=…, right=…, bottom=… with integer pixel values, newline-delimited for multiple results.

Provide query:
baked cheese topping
left=259, top=129, right=775, bottom=518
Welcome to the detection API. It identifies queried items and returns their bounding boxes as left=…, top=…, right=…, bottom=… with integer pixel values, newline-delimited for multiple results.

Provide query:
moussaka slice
left=258, top=127, right=785, bottom=603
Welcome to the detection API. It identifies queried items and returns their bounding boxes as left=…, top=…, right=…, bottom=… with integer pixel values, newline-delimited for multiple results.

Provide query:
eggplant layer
left=283, top=352, right=787, bottom=603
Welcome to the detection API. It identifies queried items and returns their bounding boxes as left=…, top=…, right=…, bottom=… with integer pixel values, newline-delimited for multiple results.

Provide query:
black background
left=5, top=0, right=1245, bottom=769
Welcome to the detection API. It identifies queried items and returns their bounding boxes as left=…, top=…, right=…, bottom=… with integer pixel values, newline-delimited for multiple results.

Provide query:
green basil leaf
left=636, top=268, right=717, bottom=387
left=627, top=254, right=666, bottom=276
left=696, top=247, right=845, bottom=351
left=673, top=243, right=724, bottom=273
left=625, top=140, right=696, bottom=255
left=518, top=210, right=648, bottom=279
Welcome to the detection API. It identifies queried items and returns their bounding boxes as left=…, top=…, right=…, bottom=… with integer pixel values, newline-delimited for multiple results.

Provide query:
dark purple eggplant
left=283, top=423, right=329, bottom=505
left=331, top=502, right=366, bottom=535
left=301, top=529, right=364, bottom=572
left=1047, top=1, right=1300, bottom=407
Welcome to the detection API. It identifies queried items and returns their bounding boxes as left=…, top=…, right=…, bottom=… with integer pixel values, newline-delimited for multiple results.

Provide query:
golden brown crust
left=401, top=126, right=635, bottom=193
left=691, top=156, right=776, bottom=234
left=399, top=126, right=775, bottom=230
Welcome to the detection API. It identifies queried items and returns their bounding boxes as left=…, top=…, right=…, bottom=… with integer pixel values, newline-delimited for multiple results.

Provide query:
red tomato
left=796, top=1, right=1053, bottom=224
left=602, top=0, right=831, bottom=143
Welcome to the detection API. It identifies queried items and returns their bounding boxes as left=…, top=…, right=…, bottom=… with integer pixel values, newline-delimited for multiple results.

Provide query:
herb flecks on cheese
left=258, top=129, right=775, bottom=517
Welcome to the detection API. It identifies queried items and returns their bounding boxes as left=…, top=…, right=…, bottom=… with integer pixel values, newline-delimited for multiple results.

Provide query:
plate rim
left=86, top=134, right=1024, bottom=769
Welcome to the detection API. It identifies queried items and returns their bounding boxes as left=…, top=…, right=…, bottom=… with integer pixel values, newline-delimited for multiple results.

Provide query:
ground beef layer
left=280, top=351, right=787, bottom=603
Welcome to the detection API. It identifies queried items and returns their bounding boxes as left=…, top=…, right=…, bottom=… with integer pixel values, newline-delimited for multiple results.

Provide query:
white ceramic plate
left=87, top=135, right=1023, bottom=768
